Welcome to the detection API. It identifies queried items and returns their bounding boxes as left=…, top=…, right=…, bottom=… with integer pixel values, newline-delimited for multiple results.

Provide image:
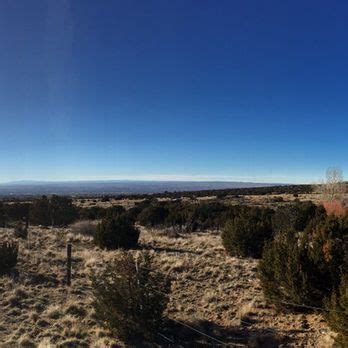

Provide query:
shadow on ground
left=155, top=318, right=294, bottom=347
left=140, top=243, right=202, bottom=255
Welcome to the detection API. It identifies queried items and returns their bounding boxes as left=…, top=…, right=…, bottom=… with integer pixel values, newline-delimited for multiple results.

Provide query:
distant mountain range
left=0, top=180, right=282, bottom=197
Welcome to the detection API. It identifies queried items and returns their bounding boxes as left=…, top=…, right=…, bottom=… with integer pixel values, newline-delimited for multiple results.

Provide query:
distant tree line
left=146, top=183, right=314, bottom=199
left=80, top=183, right=313, bottom=200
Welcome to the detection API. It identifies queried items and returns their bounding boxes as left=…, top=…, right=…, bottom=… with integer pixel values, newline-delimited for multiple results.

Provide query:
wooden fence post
left=67, top=243, right=72, bottom=286
left=135, top=257, right=143, bottom=310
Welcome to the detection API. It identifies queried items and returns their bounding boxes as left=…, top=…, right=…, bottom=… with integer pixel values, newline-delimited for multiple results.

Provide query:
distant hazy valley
left=0, top=180, right=278, bottom=196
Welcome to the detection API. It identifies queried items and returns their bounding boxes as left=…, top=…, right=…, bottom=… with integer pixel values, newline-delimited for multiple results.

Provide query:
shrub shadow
left=156, top=318, right=294, bottom=347
left=140, top=243, right=201, bottom=255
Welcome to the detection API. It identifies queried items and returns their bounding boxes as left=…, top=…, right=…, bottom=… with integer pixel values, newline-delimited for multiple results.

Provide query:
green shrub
left=94, top=215, right=140, bottom=250
left=0, top=241, right=18, bottom=275
left=30, top=195, right=78, bottom=226
left=259, top=230, right=310, bottom=309
left=79, top=206, right=108, bottom=220
left=324, top=275, right=348, bottom=346
left=272, top=201, right=325, bottom=234
left=163, top=202, right=187, bottom=227
left=4, top=203, right=30, bottom=223
left=135, top=200, right=193, bottom=230
left=105, top=205, right=126, bottom=219
left=30, top=196, right=51, bottom=226
left=138, top=205, right=169, bottom=227
left=80, top=205, right=127, bottom=221
left=305, top=216, right=345, bottom=298
left=90, top=252, right=171, bottom=341
left=0, top=203, right=6, bottom=227
left=259, top=214, right=346, bottom=310
left=190, top=202, right=231, bottom=231
left=133, top=200, right=275, bottom=233
left=126, top=199, right=152, bottom=221
left=50, top=195, right=78, bottom=226
left=222, top=213, right=273, bottom=258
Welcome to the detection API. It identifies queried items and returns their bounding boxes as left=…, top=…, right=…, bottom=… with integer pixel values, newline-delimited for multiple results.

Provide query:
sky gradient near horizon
left=0, top=0, right=347, bottom=184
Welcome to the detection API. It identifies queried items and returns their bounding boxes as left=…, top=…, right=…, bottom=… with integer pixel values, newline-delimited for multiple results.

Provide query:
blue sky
left=0, top=0, right=347, bottom=183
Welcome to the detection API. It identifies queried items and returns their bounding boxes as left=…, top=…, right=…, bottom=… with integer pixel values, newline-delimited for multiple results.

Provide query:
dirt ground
left=0, top=223, right=337, bottom=347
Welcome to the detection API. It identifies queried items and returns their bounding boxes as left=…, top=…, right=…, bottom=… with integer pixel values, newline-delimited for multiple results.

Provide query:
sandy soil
left=0, top=225, right=337, bottom=347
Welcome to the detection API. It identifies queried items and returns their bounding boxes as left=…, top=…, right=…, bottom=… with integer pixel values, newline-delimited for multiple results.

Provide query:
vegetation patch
left=0, top=241, right=18, bottom=275
left=94, top=215, right=140, bottom=250
left=222, top=207, right=273, bottom=258
left=90, top=252, right=171, bottom=341
left=259, top=213, right=346, bottom=310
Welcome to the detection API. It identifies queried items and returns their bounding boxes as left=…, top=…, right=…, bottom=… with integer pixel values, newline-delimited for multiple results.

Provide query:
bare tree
left=322, top=167, right=345, bottom=201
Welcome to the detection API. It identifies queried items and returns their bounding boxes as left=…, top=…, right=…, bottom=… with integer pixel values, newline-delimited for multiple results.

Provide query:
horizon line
left=0, top=175, right=307, bottom=185
left=0, top=172, right=328, bottom=186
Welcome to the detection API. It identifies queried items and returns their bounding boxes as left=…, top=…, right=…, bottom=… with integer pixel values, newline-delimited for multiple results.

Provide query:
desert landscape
left=0, top=187, right=346, bottom=347
left=1, top=1, right=348, bottom=347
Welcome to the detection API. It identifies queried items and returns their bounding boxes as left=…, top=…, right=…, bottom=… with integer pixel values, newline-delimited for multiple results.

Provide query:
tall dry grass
left=322, top=200, right=347, bottom=217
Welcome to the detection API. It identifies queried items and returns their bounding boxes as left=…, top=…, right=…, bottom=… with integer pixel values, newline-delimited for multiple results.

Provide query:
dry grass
left=323, top=200, right=348, bottom=217
left=0, top=223, right=337, bottom=347
left=70, top=220, right=97, bottom=237
left=74, top=198, right=145, bottom=210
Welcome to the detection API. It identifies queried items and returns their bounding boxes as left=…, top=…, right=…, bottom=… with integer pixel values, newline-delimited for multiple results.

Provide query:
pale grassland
left=74, top=197, right=145, bottom=209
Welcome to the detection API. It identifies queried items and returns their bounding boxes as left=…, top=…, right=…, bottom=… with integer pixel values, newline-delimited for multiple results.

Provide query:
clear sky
left=0, top=0, right=347, bottom=184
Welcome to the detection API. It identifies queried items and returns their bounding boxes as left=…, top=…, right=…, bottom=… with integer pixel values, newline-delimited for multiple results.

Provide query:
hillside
left=0, top=225, right=334, bottom=347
